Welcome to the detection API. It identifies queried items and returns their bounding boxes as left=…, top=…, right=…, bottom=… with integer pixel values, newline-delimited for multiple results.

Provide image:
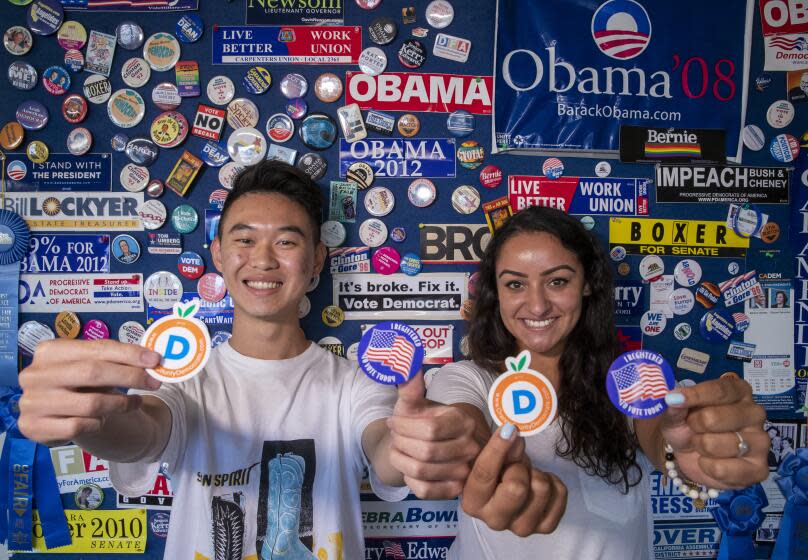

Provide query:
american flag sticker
left=606, top=350, right=674, bottom=419
left=358, top=322, right=424, bottom=385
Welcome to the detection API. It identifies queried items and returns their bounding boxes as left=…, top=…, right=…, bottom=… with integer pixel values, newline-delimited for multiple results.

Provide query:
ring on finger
left=735, top=431, right=750, bottom=458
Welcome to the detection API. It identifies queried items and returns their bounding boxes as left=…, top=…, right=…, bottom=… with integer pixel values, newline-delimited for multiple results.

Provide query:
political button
left=365, top=186, right=394, bottom=216
left=355, top=0, right=382, bottom=8
left=57, top=20, right=86, bottom=50
left=151, top=111, right=188, bottom=148
left=426, top=0, right=454, bottom=28
left=112, top=234, right=140, bottom=264
left=66, top=127, right=92, bottom=156
left=211, top=331, right=232, bottom=348
left=359, top=47, right=387, bottom=76
left=372, top=246, right=401, bottom=275
left=673, top=259, right=702, bottom=287
left=728, top=261, right=740, bottom=275
left=218, top=161, right=245, bottom=190
left=108, top=89, right=146, bottom=128
left=62, top=94, right=87, bottom=124
left=16, top=101, right=48, bottom=131
left=479, top=164, right=503, bottom=189
left=609, top=246, right=626, bottom=262
left=299, top=113, right=338, bottom=150
left=228, top=127, right=266, bottom=166
left=143, top=32, right=181, bottom=71
left=365, top=110, right=395, bottom=135
left=542, top=157, right=564, bottom=179
left=26, top=140, right=48, bottom=164
left=322, top=305, right=344, bottom=327
left=146, top=179, right=164, bottom=198
left=369, top=17, right=397, bottom=45
left=152, top=82, right=181, bottom=111
left=42, top=65, right=70, bottom=95
left=359, top=218, right=388, bottom=247
left=447, top=110, right=474, bottom=137
left=116, top=21, right=144, bottom=50
left=227, top=98, right=260, bottom=129
left=695, top=281, right=721, bottom=308
left=755, top=73, right=772, bottom=91
left=27, top=0, right=63, bottom=36
left=298, top=152, right=327, bottom=181
left=673, top=322, right=692, bottom=341
left=176, top=13, right=203, bottom=43
left=120, top=163, right=149, bottom=192
left=321, top=220, right=347, bottom=248
left=452, top=185, right=480, bottom=214
left=314, top=73, right=343, bottom=102
left=397, top=114, right=420, bottom=137
left=207, top=75, right=235, bottom=106
left=770, top=133, right=800, bottom=163
left=760, top=222, right=780, bottom=243
left=58, top=48, right=78, bottom=74
left=594, top=161, right=612, bottom=178
left=730, top=204, right=764, bottom=238
left=138, top=199, right=167, bottom=230
left=121, top=57, right=151, bottom=88
left=111, top=133, right=129, bottom=152
left=8, top=61, right=37, bottom=91
left=200, top=140, right=230, bottom=167
left=280, top=72, right=308, bottom=99
left=359, top=322, right=424, bottom=385
left=669, top=288, right=695, bottom=316
left=700, top=309, right=735, bottom=343
left=457, top=140, right=484, bottom=169
left=5, top=26, right=33, bottom=55
left=400, top=252, right=422, bottom=276
left=144, top=271, right=183, bottom=310
left=0, top=122, right=23, bottom=150
left=606, top=350, right=674, bottom=419
left=733, top=312, right=750, bottom=333
left=742, top=125, right=765, bottom=151
left=243, top=66, right=272, bottom=95
left=54, top=310, right=81, bottom=339
left=79, top=319, right=108, bottom=341
left=171, top=204, right=198, bottom=234
left=197, top=272, right=227, bottom=302
left=639, top=254, right=664, bottom=282
left=83, top=74, right=112, bottom=104
left=408, top=178, right=436, bottom=208
left=126, top=138, right=160, bottom=167
left=398, top=39, right=426, bottom=68
left=390, top=226, right=406, bottom=243
left=617, top=262, right=630, bottom=276
left=178, top=251, right=204, bottom=279
left=285, top=98, right=308, bottom=120
left=266, top=113, right=294, bottom=143
left=18, top=321, right=54, bottom=357
left=141, top=299, right=211, bottom=383
left=118, top=320, right=146, bottom=344
left=487, top=350, right=557, bottom=434
left=209, top=189, right=229, bottom=210
left=347, top=161, right=374, bottom=189
left=640, top=309, right=666, bottom=336
left=766, top=100, right=794, bottom=129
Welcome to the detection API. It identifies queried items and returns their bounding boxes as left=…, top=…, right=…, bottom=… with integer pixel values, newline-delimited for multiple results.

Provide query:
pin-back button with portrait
left=125, top=138, right=159, bottom=166
left=322, top=305, right=345, bottom=327
left=369, top=16, right=397, bottom=45
left=116, top=21, right=144, bottom=50
left=67, top=127, right=92, bottom=156
left=243, top=66, right=272, bottom=95
left=55, top=310, right=81, bottom=339
left=64, top=49, right=84, bottom=72
left=176, top=13, right=203, bottom=43
left=178, top=250, right=204, bottom=279
left=314, top=73, right=343, bottom=102
left=398, top=39, right=426, bottom=68
left=0, top=122, right=23, bottom=150
left=206, top=75, right=235, bottom=106
left=121, top=57, right=151, bottom=88
left=144, top=271, right=183, bottom=310
left=298, top=152, right=327, bottom=180
left=171, top=204, right=198, bottom=234
left=198, top=272, right=227, bottom=303
left=397, top=114, right=420, bottom=137
left=144, top=32, right=181, bottom=72
left=452, top=185, right=480, bottom=214
left=27, top=0, right=63, bottom=36
left=26, top=140, right=48, bottom=163
left=57, top=20, right=86, bottom=50
left=426, top=0, right=454, bottom=28
left=218, top=161, right=244, bottom=190
left=5, top=26, right=33, bottom=55
left=457, top=140, right=484, bottom=169
left=364, top=186, right=394, bottom=216
left=359, top=218, right=388, bottom=247
left=119, top=320, right=145, bottom=344
left=16, top=101, right=48, bottom=130
left=152, top=82, right=181, bottom=111
left=108, top=89, right=146, bottom=128
left=227, top=98, right=260, bottom=129
left=83, top=74, right=111, bottom=104
left=280, top=72, right=308, bottom=99
left=112, top=234, right=140, bottom=264
left=299, top=113, right=338, bottom=150
left=359, top=322, right=424, bottom=385
left=447, top=110, right=474, bottom=137
left=605, top=350, right=673, bottom=419
left=138, top=199, right=167, bottom=230
left=18, top=321, right=54, bottom=357
left=770, top=133, right=800, bottom=163
left=42, top=65, right=70, bottom=95
left=8, top=61, right=37, bottom=91
left=347, top=161, right=374, bottom=189
left=121, top=163, right=149, bottom=192
left=321, top=220, right=347, bottom=247
left=358, top=47, right=387, bottom=76
left=151, top=111, right=187, bottom=148
left=408, top=178, right=436, bottom=208
left=227, top=127, right=267, bottom=166
left=266, top=113, right=294, bottom=143
left=488, top=350, right=558, bottom=434
left=110, top=132, right=128, bottom=152
left=372, top=246, right=400, bottom=275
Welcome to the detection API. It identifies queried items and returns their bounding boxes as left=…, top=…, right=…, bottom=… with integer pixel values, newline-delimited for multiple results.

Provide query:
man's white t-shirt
left=426, top=361, right=653, bottom=560
left=110, top=341, right=406, bottom=560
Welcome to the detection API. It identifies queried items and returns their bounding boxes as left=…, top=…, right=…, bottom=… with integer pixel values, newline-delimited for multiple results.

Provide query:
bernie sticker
left=358, top=321, right=424, bottom=385
left=487, top=350, right=557, bottom=436
left=606, top=350, right=674, bottom=419
left=140, top=299, right=211, bottom=383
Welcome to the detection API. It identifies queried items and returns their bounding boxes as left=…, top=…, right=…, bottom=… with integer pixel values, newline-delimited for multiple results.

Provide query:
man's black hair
left=217, top=160, right=323, bottom=243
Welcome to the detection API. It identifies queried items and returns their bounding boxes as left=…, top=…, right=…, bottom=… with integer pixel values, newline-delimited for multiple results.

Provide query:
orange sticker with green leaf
left=141, top=298, right=211, bottom=383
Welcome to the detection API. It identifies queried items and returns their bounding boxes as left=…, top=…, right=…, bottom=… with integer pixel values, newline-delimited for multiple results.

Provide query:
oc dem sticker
left=487, top=350, right=557, bottom=436
left=141, top=299, right=211, bottom=383
left=358, top=322, right=424, bottom=385
left=606, top=350, right=674, bottom=419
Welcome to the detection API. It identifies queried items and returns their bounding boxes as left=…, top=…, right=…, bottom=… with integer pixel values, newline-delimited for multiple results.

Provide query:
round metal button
left=398, top=40, right=426, bottom=69
left=243, top=66, right=272, bottom=95
left=426, top=0, right=454, bottom=28
left=26, top=140, right=49, bottom=163
left=280, top=73, right=308, bottom=99
left=107, top=89, right=146, bottom=128
left=4, top=26, right=33, bottom=55
left=116, top=21, right=144, bottom=50
left=0, top=122, right=24, bottom=150
left=314, top=73, right=343, bottom=102
left=369, top=16, right=397, bottom=45
left=83, top=74, right=112, bottom=104
left=16, top=100, right=49, bottom=130
left=62, top=94, right=88, bottom=124
left=121, top=57, right=151, bottom=88
left=57, top=20, right=86, bottom=50
left=359, top=47, right=387, bottom=76
left=152, top=82, right=181, bottom=111
left=42, top=65, right=70, bottom=95
left=27, top=0, right=64, bottom=36
left=207, top=75, right=235, bottom=106
left=8, top=61, right=37, bottom=91
left=66, top=127, right=92, bottom=156
left=397, top=114, right=420, bottom=137
left=143, top=32, right=181, bottom=71
left=227, top=127, right=267, bottom=166
left=408, top=178, right=437, bottom=208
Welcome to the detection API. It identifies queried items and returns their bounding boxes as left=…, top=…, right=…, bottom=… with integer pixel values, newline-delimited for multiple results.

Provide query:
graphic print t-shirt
left=110, top=342, right=405, bottom=560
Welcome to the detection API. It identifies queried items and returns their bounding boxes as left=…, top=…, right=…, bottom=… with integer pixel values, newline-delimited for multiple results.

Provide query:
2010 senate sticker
left=140, top=299, right=211, bottom=383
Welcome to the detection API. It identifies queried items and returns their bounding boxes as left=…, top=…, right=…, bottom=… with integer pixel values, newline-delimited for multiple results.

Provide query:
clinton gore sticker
left=606, top=350, right=674, bottom=419
left=141, top=299, right=211, bottom=383
left=358, top=322, right=424, bottom=385
left=487, top=350, right=557, bottom=436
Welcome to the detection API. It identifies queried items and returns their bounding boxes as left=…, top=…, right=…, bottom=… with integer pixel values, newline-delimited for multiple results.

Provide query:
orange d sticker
left=141, top=299, right=211, bottom=383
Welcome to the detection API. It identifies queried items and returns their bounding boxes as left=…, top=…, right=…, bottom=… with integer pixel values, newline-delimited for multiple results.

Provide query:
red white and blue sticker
left=358, top=321, right=424, bottom=385
left=699, top=309, right=735, bottom=343
left=542, top=158, right=564, bottom=179
left=212, top=26, right=361, bottom=64
left=606, top=350, right=674, bottom=419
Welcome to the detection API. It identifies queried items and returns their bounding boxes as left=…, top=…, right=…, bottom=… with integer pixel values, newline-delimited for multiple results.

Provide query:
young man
left=17, top=161, right=480, bottom=559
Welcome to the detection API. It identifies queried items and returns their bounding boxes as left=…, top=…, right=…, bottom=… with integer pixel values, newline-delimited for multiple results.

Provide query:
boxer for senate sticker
left=487, top=350, right=557, bottom=436
left=359, top=322, right=424, bottom=385
left=606, top=350, right=674, bottom=419
left=141, top=299, right=211, bottom=383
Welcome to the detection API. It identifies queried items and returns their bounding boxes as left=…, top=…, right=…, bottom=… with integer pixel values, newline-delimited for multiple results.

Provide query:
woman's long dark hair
left=468, top=206, right=642, bottom=492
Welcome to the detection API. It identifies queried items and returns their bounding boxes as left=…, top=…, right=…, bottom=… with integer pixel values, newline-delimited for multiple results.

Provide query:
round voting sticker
left=358, top=322, right=424, bottom=385
left=606, top=350, right=674, bottom=419
left=141, top=299, right=211, bottom=383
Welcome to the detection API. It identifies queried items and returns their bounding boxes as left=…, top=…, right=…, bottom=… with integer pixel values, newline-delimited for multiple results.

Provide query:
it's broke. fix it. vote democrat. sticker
left=487, top=350, right=557, bottom=436
left=358, top=321, right=424, bottom=385
left=140, top=299, right=211, bottom=383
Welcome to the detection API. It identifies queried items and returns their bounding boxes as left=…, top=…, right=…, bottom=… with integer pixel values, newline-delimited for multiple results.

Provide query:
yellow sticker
left=610, top=217, right=749, bottom=258
left=20, top=509, right=147, bottom=554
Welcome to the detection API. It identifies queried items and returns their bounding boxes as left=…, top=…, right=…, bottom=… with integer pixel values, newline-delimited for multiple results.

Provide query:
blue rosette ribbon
left=0, top=208, right=29, bottom=387
left=772, top=448, right=808, bottom=559
left=711, top=484, right=768, bottom=560
left=0, top=387, right=70, bottom=551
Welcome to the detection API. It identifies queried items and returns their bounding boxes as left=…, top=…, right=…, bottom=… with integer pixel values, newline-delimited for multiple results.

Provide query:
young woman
left=425, top=206, right=769, bottom=559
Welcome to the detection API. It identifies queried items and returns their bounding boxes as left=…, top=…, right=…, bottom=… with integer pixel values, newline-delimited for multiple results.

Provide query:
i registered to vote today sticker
left=358, top=321, right=424, bottom=385
left=140, top=299, right=211, bottom=383
left=487, top=350, right=557, bottom=436
left=606, top=350, right=675, bottom=419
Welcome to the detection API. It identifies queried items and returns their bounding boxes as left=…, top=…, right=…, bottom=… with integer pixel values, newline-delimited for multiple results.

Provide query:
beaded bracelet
left=664, top=443, right=720, bottom=508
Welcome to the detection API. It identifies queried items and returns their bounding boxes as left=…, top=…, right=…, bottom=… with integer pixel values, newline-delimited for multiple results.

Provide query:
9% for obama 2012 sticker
left=140, top=299, right=211, bottom=383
